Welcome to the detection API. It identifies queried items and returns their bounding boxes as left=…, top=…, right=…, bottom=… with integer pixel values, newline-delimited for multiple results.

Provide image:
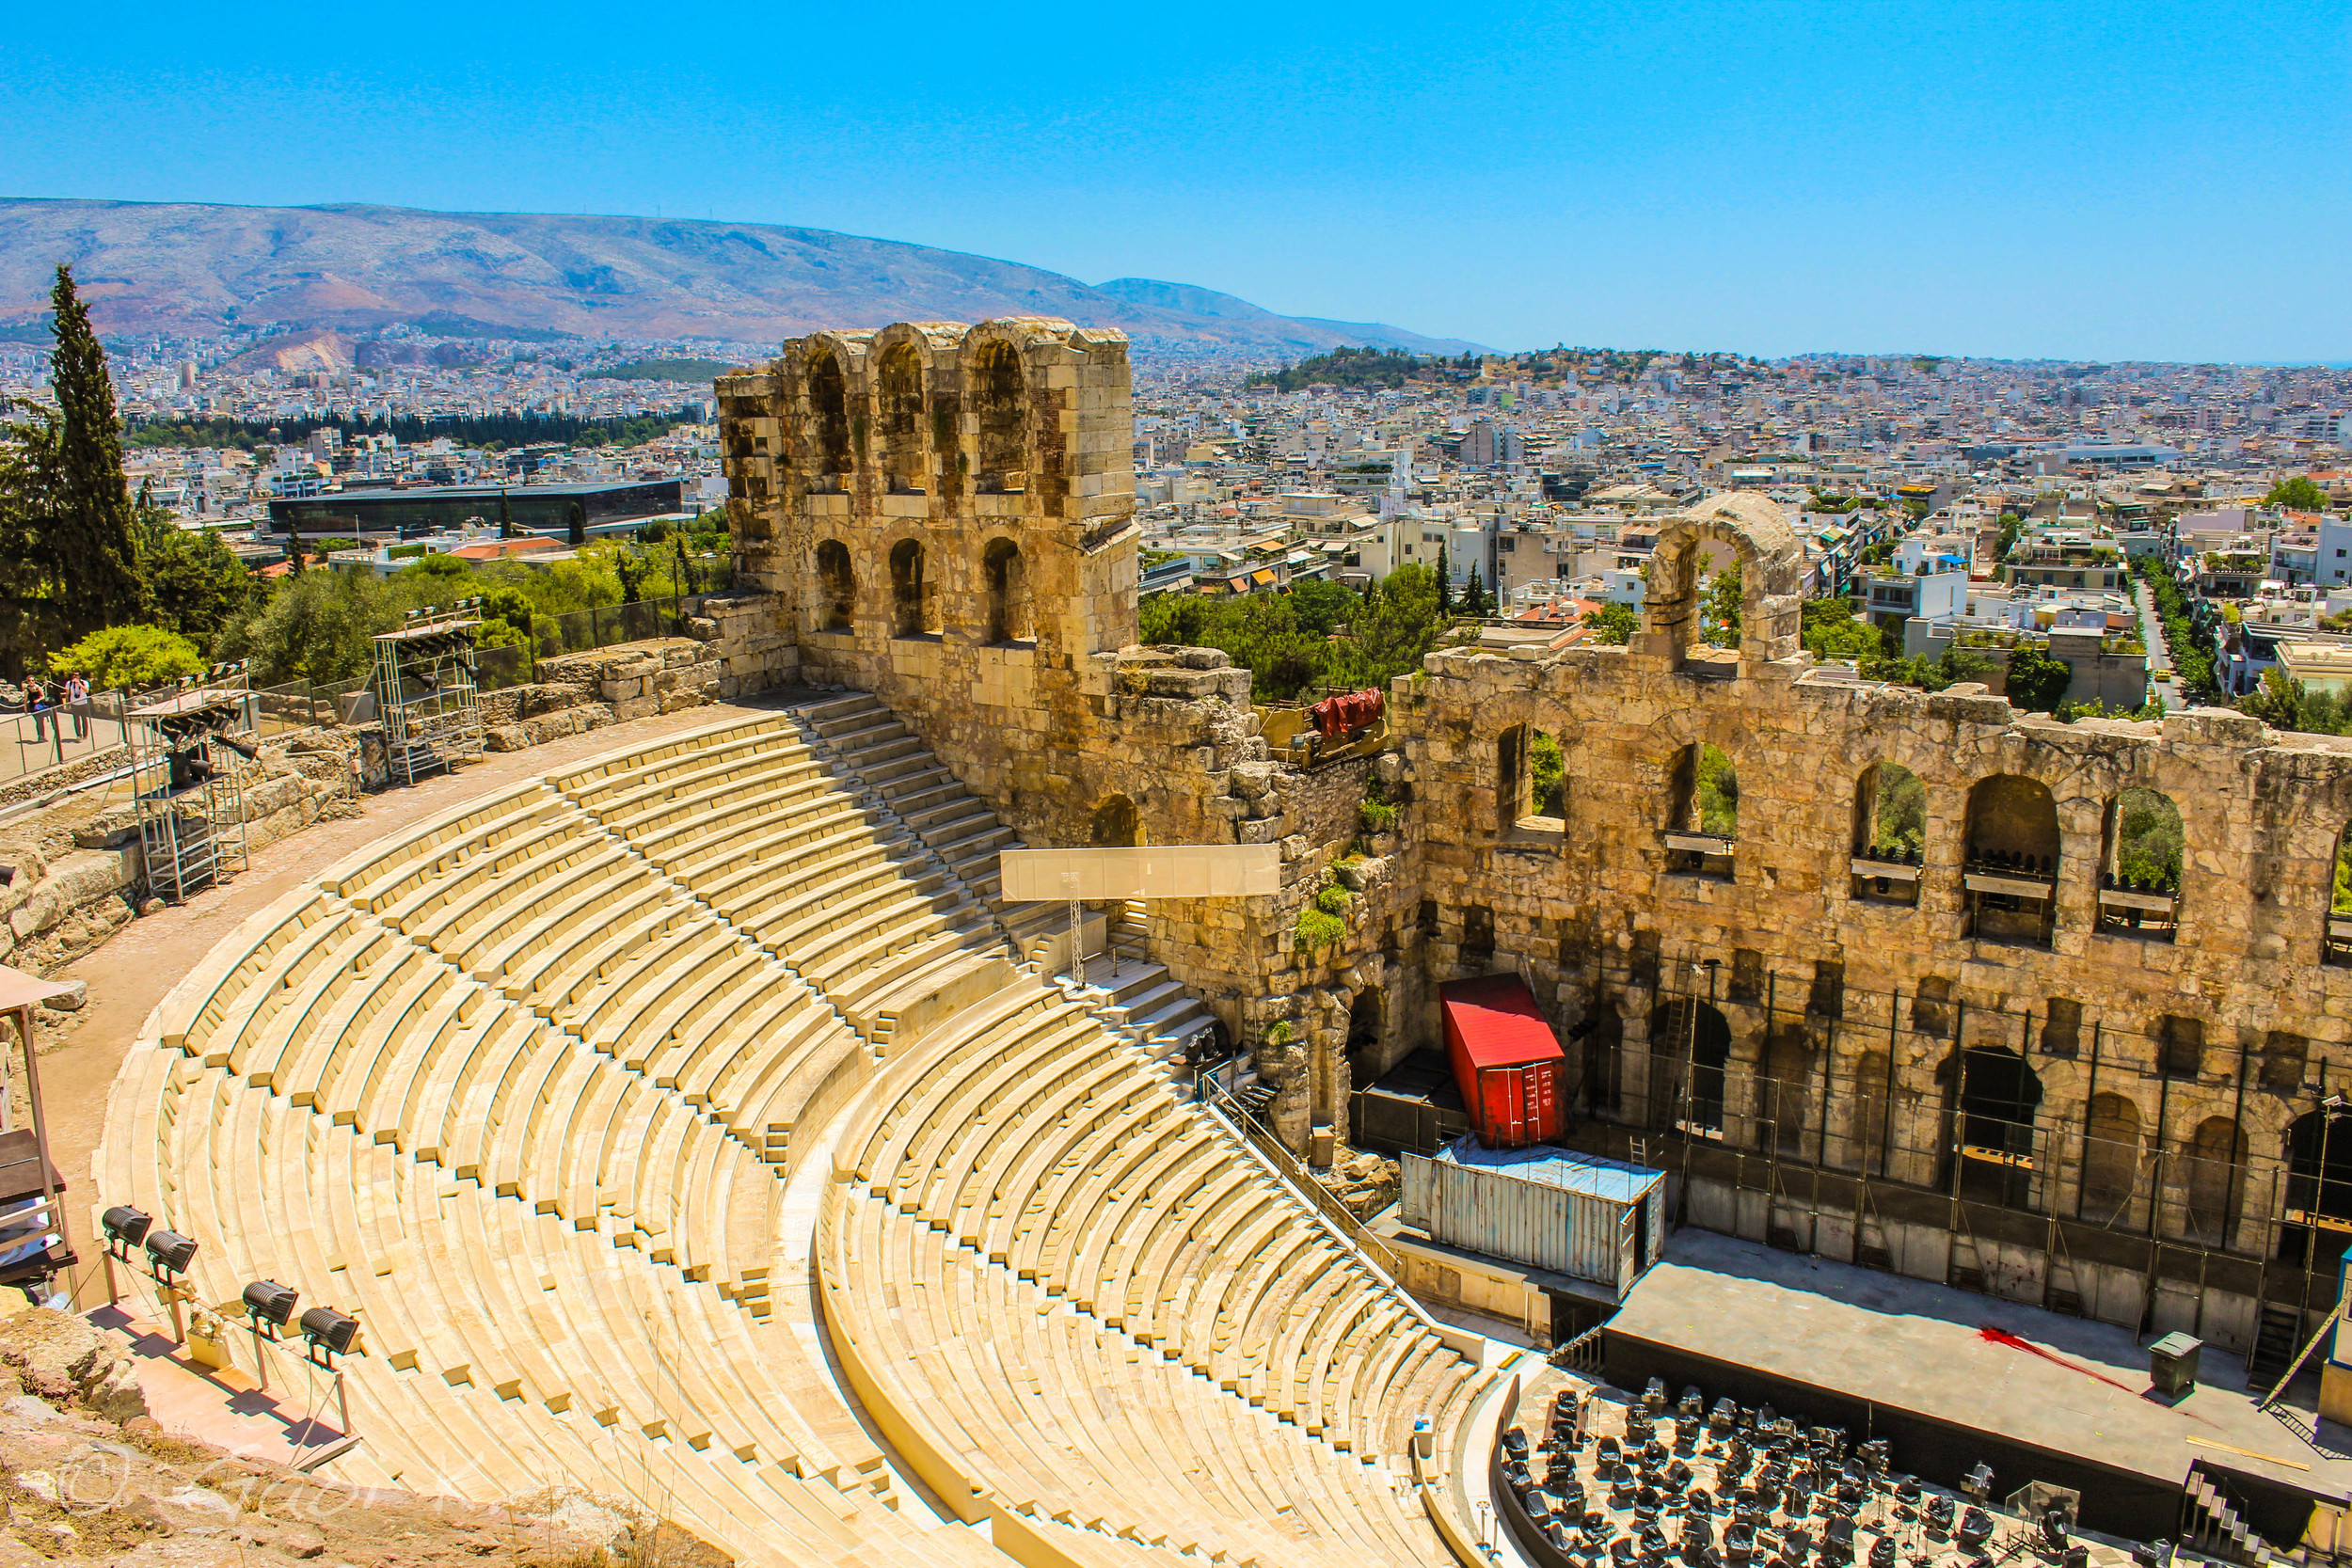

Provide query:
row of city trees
left=1136, top=563, right=1455, bottom=702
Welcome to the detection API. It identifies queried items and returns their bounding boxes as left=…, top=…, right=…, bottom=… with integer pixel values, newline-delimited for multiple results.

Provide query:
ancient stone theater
left=96, top=317, right=2352, bottom=1564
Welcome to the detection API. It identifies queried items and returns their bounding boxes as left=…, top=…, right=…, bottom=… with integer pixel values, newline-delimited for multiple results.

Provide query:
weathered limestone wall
left=1391, top=492, right=2352, bottom=1334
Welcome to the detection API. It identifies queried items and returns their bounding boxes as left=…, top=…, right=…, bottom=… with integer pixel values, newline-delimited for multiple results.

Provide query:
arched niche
left=1938, top=1043, right=2043, bottom=1207
left=888, top=537, right=938, bottom=637
left=971, top=340, right=1026, bottom=495
left=876, top=341, right=926, bottom=495
left=2079, top=1092, right=2143, bottom=1224
left=1089, top=793, right=1141, bottom=847
left=814, top=539, right=854, bottom=631
left=983, top=536, right=1032, bottom=644
left=1650, top=998, right=1732, bottom=1136
left=806, top=348, right=852, bottom=488
left=2180, top=1115, right=2247, bottom=1248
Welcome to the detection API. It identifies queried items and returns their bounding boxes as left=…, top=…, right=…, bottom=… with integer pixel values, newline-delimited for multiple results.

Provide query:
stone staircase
left=790, top=692, right=1229, bottom=1081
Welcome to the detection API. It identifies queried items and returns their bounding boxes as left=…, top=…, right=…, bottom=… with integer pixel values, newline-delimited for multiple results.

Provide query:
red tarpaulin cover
left=1309, top=688, right=1385, bottom=739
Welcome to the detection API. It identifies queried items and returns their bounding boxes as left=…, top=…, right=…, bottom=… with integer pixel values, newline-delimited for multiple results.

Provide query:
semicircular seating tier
left=101, top=693, right=1491, bottom=1568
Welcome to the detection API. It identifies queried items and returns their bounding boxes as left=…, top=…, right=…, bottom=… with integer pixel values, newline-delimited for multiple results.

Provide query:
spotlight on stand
left=143, top=1229, right=198, bottom=1278
left=299, top=1305, right=361, bottom=1367
left=242, top=1279, right=298, bottom=1338
left=102, top=1206, right=151, bottom=1258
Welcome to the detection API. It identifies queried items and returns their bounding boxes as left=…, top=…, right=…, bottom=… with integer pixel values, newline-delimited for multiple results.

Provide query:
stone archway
left=1089, top=793, right=1142, bottom=847
left=1631, top=494, right=1804, bottom=673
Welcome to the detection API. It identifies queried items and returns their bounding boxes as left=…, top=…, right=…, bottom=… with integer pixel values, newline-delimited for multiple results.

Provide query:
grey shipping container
left=1399, top=1137, right=1666, bottom=1298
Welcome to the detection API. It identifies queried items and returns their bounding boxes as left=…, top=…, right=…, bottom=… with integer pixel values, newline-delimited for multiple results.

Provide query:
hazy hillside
left=0, top=198, right=1478, bottom=353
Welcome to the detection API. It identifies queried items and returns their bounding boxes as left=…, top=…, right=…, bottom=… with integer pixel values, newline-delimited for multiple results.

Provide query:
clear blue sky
left=3, top=0, right=2345, bottom=360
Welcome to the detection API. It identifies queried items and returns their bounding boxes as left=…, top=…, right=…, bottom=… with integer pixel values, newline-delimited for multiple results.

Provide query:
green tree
left=1459, top=568, right=1491, bottom=618
left=219, top=569, right=401, bottom=685
left=1436, top=543, right=1453, bottom=615
left=2002, top=641, right=2074, bottom=712
left=1704, top=561, right=1743, bottom=647
left=45, top=624, right=203, bottom=689
left=566, top=500, right=586, bottom=547
left=0, top=266, right=146, bottom=673
left=1530, top=732, right=1565, bottom=816
left=1799, top=597, right=1879, bottom=660
left=498, top=490, right=516, bottom=540
left=1581, top=603, right=1638, bottom=644
left=42, top=266, right=143, bottom=633
left=2267, top=475, right=2329, bottom=512
left=141, top=524, right=253, bottom=647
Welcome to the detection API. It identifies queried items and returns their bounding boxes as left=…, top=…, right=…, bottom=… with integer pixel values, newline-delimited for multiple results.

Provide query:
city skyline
left=1, top=0, right=2344, bottom=363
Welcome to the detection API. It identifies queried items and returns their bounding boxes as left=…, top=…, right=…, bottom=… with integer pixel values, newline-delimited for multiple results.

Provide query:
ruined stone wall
left=1393, top=492, right=2352, bottom=1293
left=718, top=317, right=1146, bottom=846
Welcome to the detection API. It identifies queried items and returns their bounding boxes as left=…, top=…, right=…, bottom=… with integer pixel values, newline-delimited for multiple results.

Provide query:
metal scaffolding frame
left=127, top=669, right=256, bottom=906
left=372, top=600, right=485, bottom=787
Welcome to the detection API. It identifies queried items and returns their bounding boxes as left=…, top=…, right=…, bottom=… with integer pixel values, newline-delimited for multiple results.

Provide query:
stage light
left=242, top=1279, right=297, bottom=1331
left=143, top=1229, right=198, bottom=1276
left=101, top=1206, right=151, bottom=1252
left=299, top=1306, right=360, bottom=1358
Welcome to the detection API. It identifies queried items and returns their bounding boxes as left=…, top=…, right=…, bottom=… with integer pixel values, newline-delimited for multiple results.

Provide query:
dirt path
left=41, top=699, right=777, bottom=1286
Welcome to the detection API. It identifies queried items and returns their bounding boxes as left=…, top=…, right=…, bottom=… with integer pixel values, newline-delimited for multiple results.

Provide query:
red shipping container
left=1441, top=974, right=1566, bottom=1148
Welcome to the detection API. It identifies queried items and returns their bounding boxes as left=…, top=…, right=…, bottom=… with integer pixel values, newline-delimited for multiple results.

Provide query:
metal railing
left=1207, top=1090, right=1406, bottom=1282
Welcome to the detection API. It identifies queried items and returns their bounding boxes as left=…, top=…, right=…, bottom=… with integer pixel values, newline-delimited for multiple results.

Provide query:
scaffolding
left=127, top=669, right=257, bottom=905
left=373, top=600, right=485, bottom=787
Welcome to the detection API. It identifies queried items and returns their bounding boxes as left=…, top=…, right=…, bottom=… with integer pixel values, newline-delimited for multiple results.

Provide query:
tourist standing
left=64, top=672, right=89, bottom=741
left=22, top=678, right=50, bottom=745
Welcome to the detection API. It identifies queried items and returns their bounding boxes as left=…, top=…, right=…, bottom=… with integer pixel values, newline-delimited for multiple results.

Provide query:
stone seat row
left=834, top=978, right=1477, bottom=1457
left=101, top=1047, right=1005, bottom=1568
left=821, top=1171, right=1443, bottom=1568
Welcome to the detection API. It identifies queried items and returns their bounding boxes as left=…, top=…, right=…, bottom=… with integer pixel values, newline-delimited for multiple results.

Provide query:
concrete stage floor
left=1608, top=1229, right=2352, bottom=1501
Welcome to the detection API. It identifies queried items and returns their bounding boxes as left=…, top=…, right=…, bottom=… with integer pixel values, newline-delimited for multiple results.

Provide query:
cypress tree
left=45, top=266, right=143, bottom=634
left=1436, top=541, right=1453, bottom=614
left=566, top=501, right=586, bottom=547
left=498, top=489, right=516, bottom=539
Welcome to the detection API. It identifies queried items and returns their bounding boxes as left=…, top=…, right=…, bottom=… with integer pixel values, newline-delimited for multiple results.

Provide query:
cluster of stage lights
left=399, top=600, right=484, bottom=663
left=102, top=1206, right=360, bottom=1364
left=171, top=660, right=249, bottom=691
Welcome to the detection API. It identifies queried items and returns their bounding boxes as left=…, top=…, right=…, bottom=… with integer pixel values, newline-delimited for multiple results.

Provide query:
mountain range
left=0, top=198, right=1486, bottom=356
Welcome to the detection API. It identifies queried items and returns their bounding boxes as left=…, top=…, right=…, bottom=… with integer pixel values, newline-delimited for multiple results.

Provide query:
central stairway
left=102, top=691, right=1488, bottom=1568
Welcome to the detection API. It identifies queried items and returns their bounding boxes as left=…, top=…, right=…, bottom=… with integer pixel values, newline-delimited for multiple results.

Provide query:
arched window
left=983, top=537, right=1032, bottom=643
left=888, top=538, right=937, bottom=637
left=2098, top=787, right=2183, bottom=939
left=2079, top=1092, right=2143, bottom=1224
left=1663, top=742, right=1737, bottom=879
left=877, top=341, right=925, bottom=495
left=1497, top=725, right=1526, bottom=833
left=815, top=540, right=854, bottom=631
left=2181, top=1116, right=2247, bottom=1247
left=807, top=349, right=851, bottom=488
left=1851, top=761, right=1925, bottom=905
left=1496, top=725, right=1565, bottom=834
left=1963, top=774, right=2059, bottom=945
left=1089, top=793, right=1141, bottom=847
left=972, top=341, right=1025, bottom=494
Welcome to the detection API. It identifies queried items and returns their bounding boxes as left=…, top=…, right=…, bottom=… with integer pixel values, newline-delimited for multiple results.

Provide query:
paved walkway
left=41, top=698, right=783, bottom=1307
